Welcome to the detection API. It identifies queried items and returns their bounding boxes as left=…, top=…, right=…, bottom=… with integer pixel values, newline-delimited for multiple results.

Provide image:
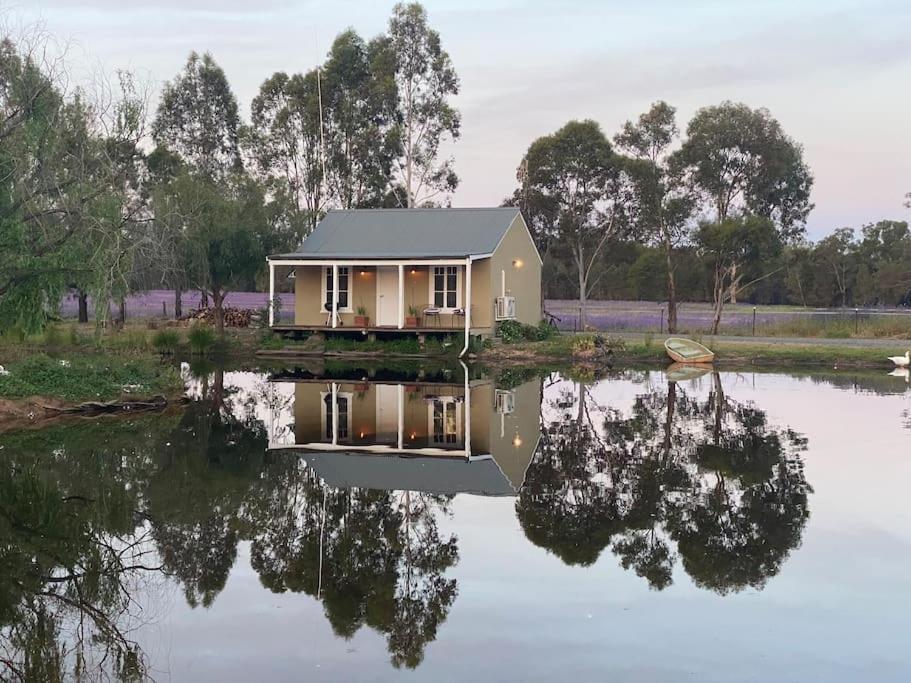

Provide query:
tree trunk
left=213, top=290, right=225, bottom=338
left=663, top=231, right=677, bottom=334
left=174, top=287, right=183, bottom=320
left=711, top=269, right=724, bottom=336
left=729, top=263, right=738, bottom=304
left=199, top=289, right=209, bottom=308
left=117, top=296, right=126, bottom=327
left=77, top=290, right=89, bottom=323
left=577, top=252, right=587, bottom=330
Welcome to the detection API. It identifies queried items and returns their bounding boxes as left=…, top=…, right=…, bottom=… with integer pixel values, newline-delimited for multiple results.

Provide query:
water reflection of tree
left=148, top=367, right=266, bottom=608
left=0, top=418, right=175, bottom=681
left=519, top=373, right=812, bottom=593
left=242, top=456, right=458, bottom=668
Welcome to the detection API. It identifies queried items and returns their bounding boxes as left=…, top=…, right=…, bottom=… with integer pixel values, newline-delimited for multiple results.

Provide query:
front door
left=376, top=266, right=398, bottom=326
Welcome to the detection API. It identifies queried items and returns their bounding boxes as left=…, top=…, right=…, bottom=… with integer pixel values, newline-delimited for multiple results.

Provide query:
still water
left=1, top=362, right=909, bottom=682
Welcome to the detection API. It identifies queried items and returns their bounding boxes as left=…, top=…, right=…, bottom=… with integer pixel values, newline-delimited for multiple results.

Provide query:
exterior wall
left=293, top=263, right=482, bottom=331
left=489, top=214, right=543, bottom=326
left=293, top=381, right=468, bottom=450
left=470, top=258, right=492, bottom=332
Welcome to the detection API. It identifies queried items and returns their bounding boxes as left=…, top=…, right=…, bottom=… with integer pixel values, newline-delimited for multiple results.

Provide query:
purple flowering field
left=58, top=290, right=911, bottom=335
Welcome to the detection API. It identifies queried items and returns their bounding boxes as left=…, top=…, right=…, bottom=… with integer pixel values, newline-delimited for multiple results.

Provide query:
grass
left=479, top=332, right=899, bottom=368
left=0, top=354, right=182, bottom=402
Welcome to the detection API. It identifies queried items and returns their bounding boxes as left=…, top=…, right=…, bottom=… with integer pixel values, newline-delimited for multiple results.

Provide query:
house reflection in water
left=268, top=366, right=541, bottom=496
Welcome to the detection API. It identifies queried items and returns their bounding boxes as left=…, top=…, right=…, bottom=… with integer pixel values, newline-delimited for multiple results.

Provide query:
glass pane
left=339, top=291, right=348, bottom=308
left=447, top=290, right=456, bottom=308
left=434, top=291, right=443, bottom=307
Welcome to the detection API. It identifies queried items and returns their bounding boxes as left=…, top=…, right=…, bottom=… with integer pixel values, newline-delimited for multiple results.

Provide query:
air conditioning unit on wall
left=495, top=296, right=516, bottom=321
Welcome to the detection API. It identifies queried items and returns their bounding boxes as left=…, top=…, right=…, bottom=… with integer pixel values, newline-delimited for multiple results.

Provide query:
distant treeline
left=542, top=219, right=911, bottom=308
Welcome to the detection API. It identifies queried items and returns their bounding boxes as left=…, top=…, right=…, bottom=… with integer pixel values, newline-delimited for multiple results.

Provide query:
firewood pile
left=181, top=307, right=255, bottom=327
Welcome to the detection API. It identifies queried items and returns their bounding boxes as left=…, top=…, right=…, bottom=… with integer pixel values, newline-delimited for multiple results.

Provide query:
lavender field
left=58, top=290, right=911, bottom=337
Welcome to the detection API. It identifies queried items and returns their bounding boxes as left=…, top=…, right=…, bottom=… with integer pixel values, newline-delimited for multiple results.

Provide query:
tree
left=674, top=102, right=813, bottom=307
left=518, top=120, right=635, bottom=327
left=322, top=30, right=399, bottom=210
left=152, top=52, right=241, bottom=181
left=245, top=69, right=325, bottom=242
left=814, top=227, right=855, bottom=307
left=162, top=172, right=268, bottom=336
left=695, top=216, right=782, bottom=334
left=388, top=2, right=460, bottom=207
left=615, top=102, right=695, bottom=333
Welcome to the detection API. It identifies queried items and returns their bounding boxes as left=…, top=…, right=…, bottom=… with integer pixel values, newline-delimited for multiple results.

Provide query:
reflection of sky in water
left=3, top=367, right=910, bottom=681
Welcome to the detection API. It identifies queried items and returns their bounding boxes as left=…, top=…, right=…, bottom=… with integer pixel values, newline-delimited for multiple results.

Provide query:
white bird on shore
left=887, top=351, right=910, bottom=367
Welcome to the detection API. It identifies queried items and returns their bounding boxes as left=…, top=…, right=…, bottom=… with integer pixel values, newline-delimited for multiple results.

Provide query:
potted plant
left=354, top=305, right=370, bottom=328
left=405, top=305, right=421, bottom=328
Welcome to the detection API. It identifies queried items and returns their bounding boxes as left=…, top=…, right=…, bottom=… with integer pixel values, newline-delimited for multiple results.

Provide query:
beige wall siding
left=470, top=258, right=492, bottom=331
left=294, top=266, right=324, bottom=326
left=489, top=215, right=543, bottom=326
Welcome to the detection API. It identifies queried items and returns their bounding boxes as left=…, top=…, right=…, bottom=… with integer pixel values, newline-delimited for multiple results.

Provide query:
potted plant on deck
left=354, top=305, right=370, bottom=328
left=405, top=305, right=421, bottom=328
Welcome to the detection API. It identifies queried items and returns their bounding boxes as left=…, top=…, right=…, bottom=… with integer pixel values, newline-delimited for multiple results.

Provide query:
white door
left=375, top=384, right=399, bottom=444
left=375, top=267, right=398, bottom=326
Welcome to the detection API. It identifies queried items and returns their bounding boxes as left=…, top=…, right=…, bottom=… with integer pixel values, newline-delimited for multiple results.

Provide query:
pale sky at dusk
left=9, top=0, right=911, bottom=239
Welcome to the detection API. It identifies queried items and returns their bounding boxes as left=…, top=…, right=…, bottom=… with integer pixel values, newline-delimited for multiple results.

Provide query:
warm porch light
left=512, top=430, right=523, bottom=448
left=410, top=268, right=417, bottom=274
left=513, top=259, right=523, bottom=268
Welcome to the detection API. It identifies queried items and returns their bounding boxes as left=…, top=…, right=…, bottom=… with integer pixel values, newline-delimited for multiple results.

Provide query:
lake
left=1, top=362, right=909, bottom=681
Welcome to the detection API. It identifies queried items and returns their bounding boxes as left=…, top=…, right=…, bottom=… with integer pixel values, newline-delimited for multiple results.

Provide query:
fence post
left=162, top=301, right=167, bottom=317
left=752, top=306, right=757, bottom=336
left=660, top=308, right=665, bottom=334
left=855, top=308, right=859, bottom=335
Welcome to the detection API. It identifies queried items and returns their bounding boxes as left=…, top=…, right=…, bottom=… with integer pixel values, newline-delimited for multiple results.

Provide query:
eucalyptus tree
left=245, top=69, right=325, bottom=242
left=673, top=101, right=813, bottom=314
left=152, top=52, right=242, bottom=180
left=615, top=101, right=695, bottom=333
left=695, top=215, right=782, bottom=334
left=517, top=120, right=636, bottom=328
left=322, top=29, right=399, bottom=209
left=387, top=2, right=460, bottom=207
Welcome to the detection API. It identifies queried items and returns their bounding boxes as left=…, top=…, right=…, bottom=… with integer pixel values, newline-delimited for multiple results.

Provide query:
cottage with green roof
left=267, top=208, right=542, bottom=353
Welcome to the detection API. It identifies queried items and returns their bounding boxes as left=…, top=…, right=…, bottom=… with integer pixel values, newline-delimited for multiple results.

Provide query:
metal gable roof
left=271, top=207, right=521, bottom=260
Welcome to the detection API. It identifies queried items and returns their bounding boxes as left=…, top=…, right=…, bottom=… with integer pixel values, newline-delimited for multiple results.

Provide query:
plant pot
left=354, top=315, right=370, bottom=327
left=405, top=316, right=420, bottom=328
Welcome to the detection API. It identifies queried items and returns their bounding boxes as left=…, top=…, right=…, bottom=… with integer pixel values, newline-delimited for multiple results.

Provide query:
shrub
left=152, top=329, right=181, bottom=354
left=187, top=324, right=216, bottom=355
left=43, top=324, right=62, bottom=347
left=571, top=334, right=596, bottom=354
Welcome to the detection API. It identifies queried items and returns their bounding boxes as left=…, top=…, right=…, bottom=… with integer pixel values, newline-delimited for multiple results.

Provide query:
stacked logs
left=181, top=307, right=255, bottom=327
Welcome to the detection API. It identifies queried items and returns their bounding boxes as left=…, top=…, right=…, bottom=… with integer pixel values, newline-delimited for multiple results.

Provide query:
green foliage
left=0, top=354, right=181, bottom=401
left=497, top=320, right=556, bottom=344
left=153, top=329, right=182, bottom=354
left=570, top=335, right=596, bottom=354
left=388, top=1, right=460, bottom=206
left=324, top=336, right=423, bottom=354
left=188, top=324, right=217, bottom=355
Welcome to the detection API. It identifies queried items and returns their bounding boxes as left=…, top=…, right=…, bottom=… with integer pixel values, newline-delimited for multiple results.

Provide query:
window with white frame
left=322, top=267, right=351, bottom=311
left=321, top=391, right=352, bottom=441
left=431, top=400, right=459, bottom=444
left=431, top=266, right=459, bottom=310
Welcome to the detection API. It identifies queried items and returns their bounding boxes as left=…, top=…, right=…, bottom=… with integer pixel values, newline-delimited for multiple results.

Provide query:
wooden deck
left=271, top=324, right=468, bottom=334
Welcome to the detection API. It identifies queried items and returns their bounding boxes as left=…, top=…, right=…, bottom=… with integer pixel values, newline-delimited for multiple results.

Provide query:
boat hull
left=664, top=338, right=715, bottom=365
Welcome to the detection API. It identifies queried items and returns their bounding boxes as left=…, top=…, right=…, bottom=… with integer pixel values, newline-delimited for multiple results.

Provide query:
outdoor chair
left=324, top=296, right=342, bottom=327
left=422, top=305, right=441, bottom=327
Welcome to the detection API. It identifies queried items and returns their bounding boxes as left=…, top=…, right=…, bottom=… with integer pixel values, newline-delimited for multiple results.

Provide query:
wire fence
left=544, top=300, right=911, bottom=338
left=57, top=291, right=911, bottom=338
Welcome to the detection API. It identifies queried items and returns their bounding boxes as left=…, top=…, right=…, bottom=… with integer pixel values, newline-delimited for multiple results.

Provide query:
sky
left=6, top=0, right=911, bottom=239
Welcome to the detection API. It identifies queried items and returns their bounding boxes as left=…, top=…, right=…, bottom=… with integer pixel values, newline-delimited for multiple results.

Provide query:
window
left=322, top=391, right=351, bottom=441
left=432, top=401, right=458, bottom=444
left=323, top=267, right=350, bottom=311
left=432, top=266, right=459, bottom=310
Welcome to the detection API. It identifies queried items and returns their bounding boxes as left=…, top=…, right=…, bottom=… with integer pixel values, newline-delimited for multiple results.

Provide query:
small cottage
left=267, top=207, right=542, bottom=348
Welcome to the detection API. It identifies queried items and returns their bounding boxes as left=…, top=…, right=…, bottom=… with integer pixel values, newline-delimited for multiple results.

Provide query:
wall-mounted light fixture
left=410, top=268, right=417, bottom=275
left=512, top=429, right=523, bottom=448
left=513, top=259, right=523, bottom=268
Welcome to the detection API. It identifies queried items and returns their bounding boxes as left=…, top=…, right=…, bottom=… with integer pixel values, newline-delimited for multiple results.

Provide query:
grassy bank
left=0, top=321, right=262, bottom=361
left=0, top=354, right=182, bottom=403
left=479, top=333, right=900, bottom=369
